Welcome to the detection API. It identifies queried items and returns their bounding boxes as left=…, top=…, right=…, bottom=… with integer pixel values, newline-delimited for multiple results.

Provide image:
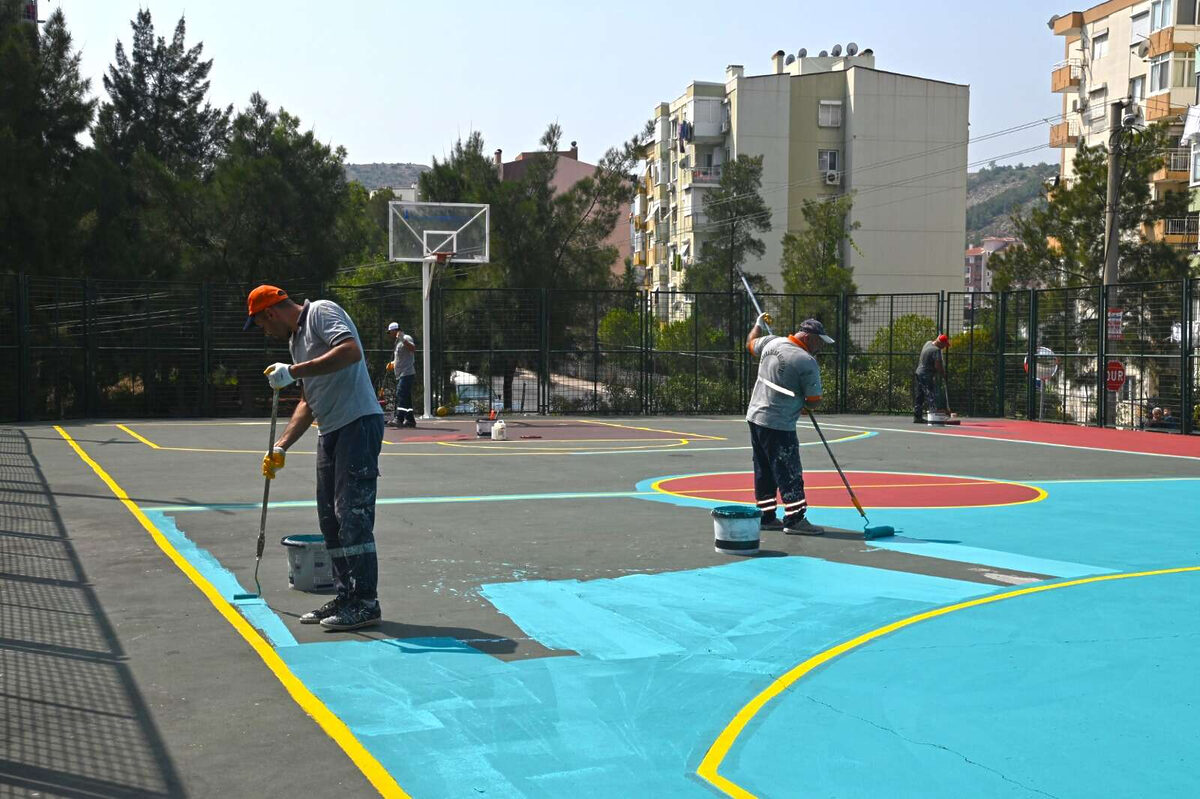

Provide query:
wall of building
left=844, top=68, right=969, bottom=295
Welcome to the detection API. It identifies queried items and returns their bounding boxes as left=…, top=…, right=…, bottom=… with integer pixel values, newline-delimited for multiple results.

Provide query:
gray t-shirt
left=392, top=333, right=416, bottom=377
left=745, top=335, right=823, bottom=431
left=916, top=341, right=941, bottom=376
left=289, top=300, right=383, bottom=435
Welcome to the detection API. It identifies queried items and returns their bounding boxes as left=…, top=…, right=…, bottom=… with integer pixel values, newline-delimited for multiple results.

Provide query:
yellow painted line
left=697, top=564, right=1200, bottom=797
left=54, top=426, right=409, bottom=798
left=578, top=418, right=725, bottom=441
left=116, top=423, right=161, bottom=449
left=434, top=438, right=690, bottom=454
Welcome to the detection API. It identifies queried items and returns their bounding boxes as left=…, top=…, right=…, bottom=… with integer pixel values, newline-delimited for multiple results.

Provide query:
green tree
left=192, top=93, right=353, bottom=284
left=990, top=124, right=1192, bottom=289
left=93, top=10, right=229, bottom=173
left=684, top=154, right=773, bottom=295
left=0, top=2, right=95, bottom=275
left=780, top=193, right=862, bottom=329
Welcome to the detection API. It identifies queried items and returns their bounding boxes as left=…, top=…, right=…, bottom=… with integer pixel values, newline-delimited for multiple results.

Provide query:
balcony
left=1051, top=12, right=1082, bottom=36
left=1152, top=148, right=1191, bottom=183
left=633, top=251, right=646, bottom=267
left=1151, top=216, right=1200, bottom=245
left=1145, top=93, right=1188, bottom=122
left=1049, top=118, right=1080, bottom=148
left=1148, top=27, right=1175, bottom=58
left=685, top=165, right=722, bottom=186
left=1051, top=59, right=1082, bottom=93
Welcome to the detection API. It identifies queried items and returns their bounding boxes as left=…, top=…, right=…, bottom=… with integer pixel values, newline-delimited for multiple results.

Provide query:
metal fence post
left=1097, top=284, right=1108, bottom=428
left=839, top=292, right=850, bottom=412
left=81, top=278, right=94, bottom=417
left=200, top=282, right=212, bottom=416
left=1182, top=278, right=1193, bottom=435
left=1027, top=289, right=1038, bottom=420
left=887, top=295, right=895, bottom=413
left=997, top=291, right=1006, bottom=418
left=16, top=274, right=30, bottom=422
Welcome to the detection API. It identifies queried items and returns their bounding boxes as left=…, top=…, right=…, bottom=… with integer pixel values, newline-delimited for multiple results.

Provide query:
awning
left=1180, top=105, right=1200, bottom=145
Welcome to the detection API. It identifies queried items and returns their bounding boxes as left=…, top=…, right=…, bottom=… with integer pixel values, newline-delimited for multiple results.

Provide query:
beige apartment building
left=1050, top=1, right=1199, bottom=247
left=631, top=47, right=969, bottom=320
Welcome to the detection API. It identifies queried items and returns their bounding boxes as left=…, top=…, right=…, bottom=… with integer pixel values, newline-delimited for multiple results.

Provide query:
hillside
left=344, top=162, right=430, bottom=191
left=966, top=162, right=1057, bottom=244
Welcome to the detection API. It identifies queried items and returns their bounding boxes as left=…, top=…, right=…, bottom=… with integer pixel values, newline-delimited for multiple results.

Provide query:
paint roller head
left=863, top=525, right=895, bottom=540
left=232, top=593, right=259, bottom=601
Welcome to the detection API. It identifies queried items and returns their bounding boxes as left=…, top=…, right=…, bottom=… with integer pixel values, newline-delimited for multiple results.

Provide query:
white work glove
left=755, top=311, right=773, bottom=329
left=264, top=363, right=295, bottom=390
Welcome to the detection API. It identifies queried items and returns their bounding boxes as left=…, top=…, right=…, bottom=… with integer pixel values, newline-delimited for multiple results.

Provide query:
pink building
left=964, top=236, right=1017, bottom=294
left=495, top=143, right=631, bottom=278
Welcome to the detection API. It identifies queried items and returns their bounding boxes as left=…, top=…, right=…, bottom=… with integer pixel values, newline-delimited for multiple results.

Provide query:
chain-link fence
left=3, top=275, right=1196, bottom=434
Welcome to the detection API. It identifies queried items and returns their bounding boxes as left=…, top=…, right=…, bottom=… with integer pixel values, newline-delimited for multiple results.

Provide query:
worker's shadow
left=346, top=621, right=522, bottom=656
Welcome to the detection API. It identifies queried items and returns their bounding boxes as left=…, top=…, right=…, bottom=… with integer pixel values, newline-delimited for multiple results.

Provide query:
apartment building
left=1049, top=1, right=1199, bottom=248
left=630, top=47, right=969, bottom=320
left=965, top=236, right=1017, bottom=294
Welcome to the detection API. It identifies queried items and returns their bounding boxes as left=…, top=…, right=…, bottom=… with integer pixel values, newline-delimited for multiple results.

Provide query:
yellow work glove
left=385, top=361, right=395, bottom=372
left=262, top=446, right=285, bottom=479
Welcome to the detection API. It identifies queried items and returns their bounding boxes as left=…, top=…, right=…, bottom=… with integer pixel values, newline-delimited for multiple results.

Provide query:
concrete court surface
left=4, top=414, right=1199, bottom=797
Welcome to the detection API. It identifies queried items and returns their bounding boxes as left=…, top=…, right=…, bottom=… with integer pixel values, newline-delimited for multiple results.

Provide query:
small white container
left=280, top=534, right=335, bottom=591
left=711, top=505, right=762, bottom=556
left=491, top=419, right=507, bottom=440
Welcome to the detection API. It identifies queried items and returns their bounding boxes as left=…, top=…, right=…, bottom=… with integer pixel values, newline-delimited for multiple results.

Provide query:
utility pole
left=1102, top=99, right=1128, bottom=287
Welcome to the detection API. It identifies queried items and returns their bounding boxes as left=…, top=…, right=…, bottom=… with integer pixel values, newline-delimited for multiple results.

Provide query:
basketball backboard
left=388, top=202, right=490, bottom=263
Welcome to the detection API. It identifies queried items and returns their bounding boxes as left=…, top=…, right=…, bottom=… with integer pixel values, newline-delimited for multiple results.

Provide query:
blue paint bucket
left=280, top=534, right=335, bottom=592
left=711, top=505, right=761, bottom=556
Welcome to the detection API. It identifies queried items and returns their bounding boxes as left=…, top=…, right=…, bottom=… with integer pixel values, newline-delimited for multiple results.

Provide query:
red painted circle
left=655, top=471, right=1042, bottom=508
left=1105, top=361, right=1126, bottom=392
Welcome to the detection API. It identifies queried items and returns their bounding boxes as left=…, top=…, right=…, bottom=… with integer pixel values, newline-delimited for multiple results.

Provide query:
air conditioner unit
left=824, top=170, right=841, bottom=186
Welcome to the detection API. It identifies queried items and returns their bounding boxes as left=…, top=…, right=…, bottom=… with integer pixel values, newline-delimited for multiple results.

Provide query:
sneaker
left=760, top=514, right=784, bottom=531
left=783, top=516, right=824, bottom=536
left=299, top=598, right=342, bottom=624
left=320, top=600, right=382, bottom=631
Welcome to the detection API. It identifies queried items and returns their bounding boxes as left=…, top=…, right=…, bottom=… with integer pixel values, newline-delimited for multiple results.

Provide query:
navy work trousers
left=315, top=413, right=384, bottom=603
left=748, top=421, right=808, bottom=522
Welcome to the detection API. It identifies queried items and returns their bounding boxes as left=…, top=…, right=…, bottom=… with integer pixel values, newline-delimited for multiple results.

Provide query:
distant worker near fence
left=745, top=317, right=834, bottom=536
left=913, top=334, right=949, bottom=423
left=385, top=321, right=417, bottom=428
left=245, top=285, right=385, bottom=632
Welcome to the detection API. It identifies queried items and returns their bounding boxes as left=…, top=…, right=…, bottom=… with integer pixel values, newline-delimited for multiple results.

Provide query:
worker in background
left=913, top=334, right=949, bottom=423
left=385, top=321, right=417, bottom=428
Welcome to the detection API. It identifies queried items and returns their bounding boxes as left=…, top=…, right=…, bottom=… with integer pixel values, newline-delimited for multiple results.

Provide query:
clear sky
left=47, top=0, right=1066, bottom=169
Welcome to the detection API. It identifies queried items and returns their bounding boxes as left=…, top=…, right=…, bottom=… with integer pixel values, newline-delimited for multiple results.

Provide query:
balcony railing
left=1051, top=59, right=1082, bottom=93
left=1164, top=216, right=1199, bottom=236
left=1049, top=118, right=1080, bottom=148
left=1165, top=148, right=1190, bottom=173
left=687, top=165, right=722, bottom=184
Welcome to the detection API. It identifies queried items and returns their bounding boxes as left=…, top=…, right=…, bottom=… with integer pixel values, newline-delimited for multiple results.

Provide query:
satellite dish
left=785, top=54, right=795, bottom=65
left=1136, top=41, right=1149, bottom=59
left=846, top=42, right=858, bottom=56
left=818, top=50, right=829, bottom=57
left=798, top=48, right=807, bottom=58
left=831, top=44, right=842, bottom=56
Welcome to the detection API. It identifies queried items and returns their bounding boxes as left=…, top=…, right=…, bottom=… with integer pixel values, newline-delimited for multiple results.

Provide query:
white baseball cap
left=386, top=322, right=400, bottom=332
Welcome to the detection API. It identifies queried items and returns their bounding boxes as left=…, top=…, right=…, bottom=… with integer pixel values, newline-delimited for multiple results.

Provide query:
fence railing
left=2, top=275, right=1195, bottom=434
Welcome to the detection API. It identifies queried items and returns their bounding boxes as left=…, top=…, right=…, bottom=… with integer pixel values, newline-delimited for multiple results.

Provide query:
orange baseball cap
left=244, top=285, right=288, bottom=330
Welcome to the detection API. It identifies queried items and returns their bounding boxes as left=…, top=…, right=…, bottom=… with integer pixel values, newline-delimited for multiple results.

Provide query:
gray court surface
left=4, top=414, right=1197, bottom=796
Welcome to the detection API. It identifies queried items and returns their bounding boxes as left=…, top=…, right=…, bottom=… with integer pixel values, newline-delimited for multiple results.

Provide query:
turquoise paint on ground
left=144, top=509, right=297, bottom=647
left=727, top=569, right=1200, bottom=798
left=276, top=557, right=994, bottom=797
left=867, top=540, right=1115, bottom=578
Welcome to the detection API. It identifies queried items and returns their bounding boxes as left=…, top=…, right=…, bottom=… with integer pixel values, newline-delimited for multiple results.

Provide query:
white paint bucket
left=711, top=505, right=761, bottom=556
left=280, top=534, right=335, bottom=592
left=491, top=419, right=507, bottom=440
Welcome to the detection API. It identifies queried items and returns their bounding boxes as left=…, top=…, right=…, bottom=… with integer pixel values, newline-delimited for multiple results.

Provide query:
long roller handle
left=808, top=410, right=870, bottom=523
left=737, top=269, right=772, bottom=335
left=256, top=390, right=280, bottom=559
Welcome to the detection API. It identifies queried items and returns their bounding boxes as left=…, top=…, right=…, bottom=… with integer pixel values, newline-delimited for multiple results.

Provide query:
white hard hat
left=386, top=322, right=400, bottom=332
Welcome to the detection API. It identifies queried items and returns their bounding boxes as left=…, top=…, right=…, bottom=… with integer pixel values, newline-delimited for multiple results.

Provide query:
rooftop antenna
left=818, top=49, right=829, bottom=57
left=846, top=42, right=859, bottom=56
left=831, top=44, right=842, bottom=56
left=798, top=47, right=807, bottom=57
left=785, top=53, right=796, bottom=65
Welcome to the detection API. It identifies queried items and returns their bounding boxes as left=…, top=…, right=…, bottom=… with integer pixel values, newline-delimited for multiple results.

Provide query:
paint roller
left=233, top=388, right=280, bottom=601
left=807, top=410, right=895, bottom=540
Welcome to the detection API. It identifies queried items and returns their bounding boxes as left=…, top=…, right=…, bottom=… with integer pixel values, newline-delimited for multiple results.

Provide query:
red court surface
left=925, top=419, right=1200, bottom=458
left=654, top=471, right=1045, bottom=508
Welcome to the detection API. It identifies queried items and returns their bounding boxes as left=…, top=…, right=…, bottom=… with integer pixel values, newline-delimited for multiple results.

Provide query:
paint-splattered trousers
left=912, top=373, right=938, bottom=419
left=748, top=421, right=808, bottom=523
left=316, top=413, right=384, bottom=603
left=393, top=374, right=415, bottom=426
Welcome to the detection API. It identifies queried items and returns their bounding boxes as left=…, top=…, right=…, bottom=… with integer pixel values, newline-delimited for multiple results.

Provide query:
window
left=1129, top=75, right=1146, bottom=103
left=1172, top=52, right=1196, bottom=87
left=1087, top=88, right=1108, bottom=123
left=1131, top=11, right=1150, bottom=42
left=1151, top=0, right=1173, bottom=32
left=1091, top=32, right=1109, bottom=60
left=1191, top=142, right=1200, bottom=184
left=818, top=100, right=843, bottom=127
left=1150, top=53, right=1170, bottom=92
left=818, top=149, right=840, bottom=172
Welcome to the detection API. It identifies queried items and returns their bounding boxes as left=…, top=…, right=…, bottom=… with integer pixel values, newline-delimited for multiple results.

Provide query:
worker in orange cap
left=244, top=285, right=384, bottom=631
left=913, top=333, right=950, bottom=422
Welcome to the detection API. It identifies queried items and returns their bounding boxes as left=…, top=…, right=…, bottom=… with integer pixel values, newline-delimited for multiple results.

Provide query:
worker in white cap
left=385, top=322, right=417, bottom=427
